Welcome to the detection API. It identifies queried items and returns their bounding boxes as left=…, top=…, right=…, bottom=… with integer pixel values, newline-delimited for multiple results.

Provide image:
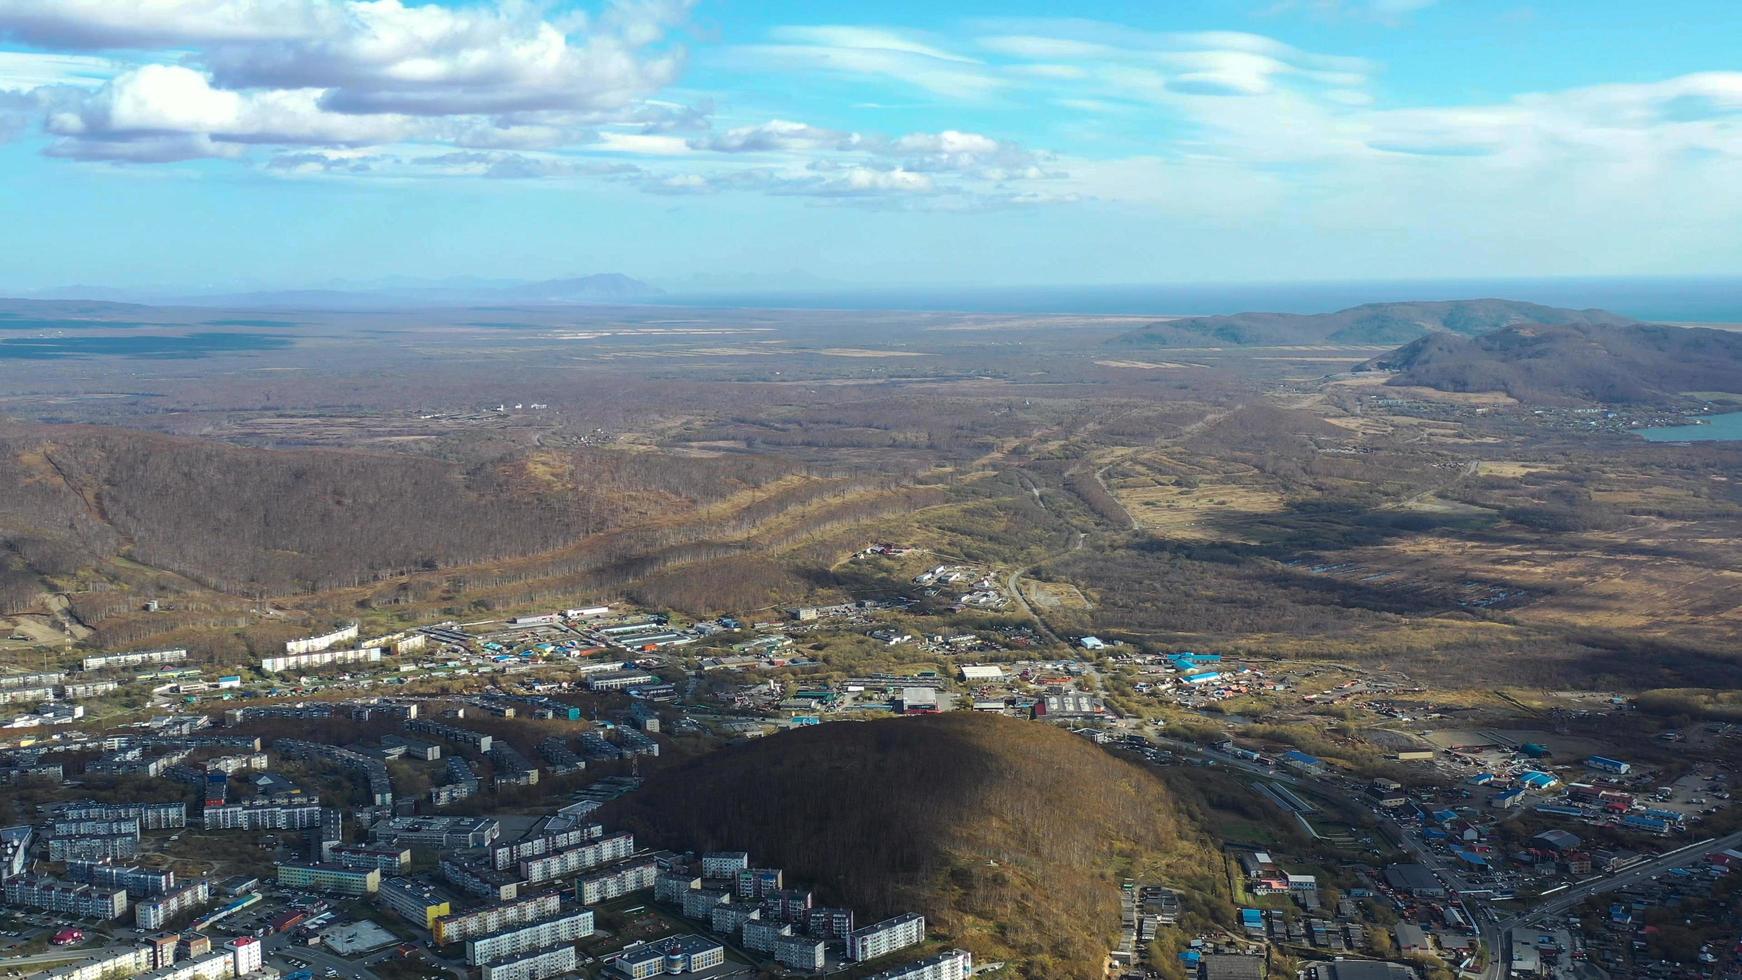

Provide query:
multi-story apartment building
left=775, top=935, right=827, bottom=971
left=49, top=834, right=139, bottom=863
left=849, top=913, right=926, bottom=962
left=464, top=910, right=594, bottom=966
left=329, top=845, right=411, bottom=873
left=710, top=902, right=759, bottom=936
left=432, top=892, right=560, bottom=946
left=56, top=801, right=186, bottom=830
left=489, top=825, right=601, bottom=870
left=135, top=880, right=210, bottom=930
left=611, top=935, right=724, bottom=979
left=576, top=858, right=658, bottom=904
left=66, top=861, right=175, bottom=896
left=584, top=670, right=658, bottom=692
left=371, top=815, right=500, bottom=850
left=51, top=818, right=139, bottom=837
left=700, top=851, right=750, bottom=879
left=81, top=649, right=187, bottom=672
left=743, top=919, right=793, bottom=953
left=681, top=888, right=732, bottom=921
left=438, top=855, right=521, bottom=903
left=735, top=867, right=783, bottom=899
left=284, top=623, right=359, bottom=656
left=260, top=646, right=382, bottom=673
left=406, top=719, right=493, bottom=752
left=480, top=943, right=576, bottom=980
left=201, top=801, right=324, bottom=831
left=863, top=949, right=974, bottom=980
left=376, top=876, right=451, bottom=930
left=760, top=888, right=814, bottom=924
left=39, top=945, right=152, bottom=980
left=655, top=872, right=700, bottom=904
left=519, top=831, right=634, bottom=884
left=275, top=863, right=380, bottom=896
left=3, top=876, right=128, bottom=919
left=805, top=907, right=855, bottom=940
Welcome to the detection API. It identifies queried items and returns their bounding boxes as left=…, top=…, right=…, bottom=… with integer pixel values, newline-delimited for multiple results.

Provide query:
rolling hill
left=1358, top=321, right=1742, bottom=404
left=601, top=713, right=1219, bottom=980
left=1112, top=299, right=1634, bottom=348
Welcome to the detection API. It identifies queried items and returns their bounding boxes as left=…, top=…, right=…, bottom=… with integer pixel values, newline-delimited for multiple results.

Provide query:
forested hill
left=1112, top=299, right=1634, bottom=348
left=0, top=423, right=797, bottom=597
left=602, top=713, right=1221, bottom=980
left=1358, top=321, right=1742, bottom=405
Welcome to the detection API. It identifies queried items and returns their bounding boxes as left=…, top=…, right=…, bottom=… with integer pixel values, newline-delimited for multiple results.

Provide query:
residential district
left=2, top=555, right=1740, bottom=980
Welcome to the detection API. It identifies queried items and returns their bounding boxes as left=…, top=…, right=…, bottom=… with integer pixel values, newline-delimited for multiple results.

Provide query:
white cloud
left=0, top=51, right=115, bottom=91
left=722, top=26, right=1004, bottom=101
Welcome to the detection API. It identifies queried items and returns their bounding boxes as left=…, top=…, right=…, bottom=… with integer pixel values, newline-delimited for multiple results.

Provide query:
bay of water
left=1638, top=412, right=1742, bottom=442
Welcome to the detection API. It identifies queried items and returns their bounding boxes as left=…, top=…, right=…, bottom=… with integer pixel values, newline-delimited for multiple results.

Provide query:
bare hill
left=1113, top=299, right=1634, bottom=348
left=601, top=713, right=1217, bottom=980
left=1358, top=321, right=1742, bottom=404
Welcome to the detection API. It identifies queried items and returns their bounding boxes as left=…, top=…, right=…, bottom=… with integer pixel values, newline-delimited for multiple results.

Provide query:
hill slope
left=602, top=714, right=1217, bottom=980
left=1358, top=321, right=1742, bottom=404
left=1113, top=299, right=1633, bottom=348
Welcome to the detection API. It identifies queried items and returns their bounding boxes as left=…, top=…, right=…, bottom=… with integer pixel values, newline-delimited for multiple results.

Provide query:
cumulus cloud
left=4, top=0, right=694, bottom=160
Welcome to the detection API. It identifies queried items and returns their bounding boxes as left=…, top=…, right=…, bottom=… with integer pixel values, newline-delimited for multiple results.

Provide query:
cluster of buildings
left=43, top=933, right=266, bottom=980
left=652, top=849, right=936, bottom=974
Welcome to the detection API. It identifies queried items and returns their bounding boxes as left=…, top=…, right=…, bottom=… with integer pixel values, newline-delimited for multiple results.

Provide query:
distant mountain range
left=17, top=273, right=663, bottom=309
left=1112, top=299, right=1635, bottom=348
left=1360, top=321, right=1742, bottom=404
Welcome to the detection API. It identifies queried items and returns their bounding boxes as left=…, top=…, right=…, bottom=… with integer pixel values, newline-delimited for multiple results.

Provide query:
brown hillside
left=602, top=713, right=1218, bottom=980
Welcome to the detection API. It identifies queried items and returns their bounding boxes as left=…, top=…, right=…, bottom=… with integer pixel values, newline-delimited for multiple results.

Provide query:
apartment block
left=863, top=949, right=974, bottom=980
left=577, top=858, right=659, bottom=904
left=433, top=892, right=560, bottom=946
left=775, top=934, right=827, bottom=971
left=655, top=872, right=700, bottom=903
left=371, top=815, right=500, bottom=850
left=3, top=876, right=128, bottom=919
left=330, top=845, right=411, bottom=873
left=850, top=913, right=926, bottom=962
left=275, top=863, right=380, bottom=896
left=743, top=918, right=793, bottom=954
left=66, top=861, right=175, bottom=897
left=480, top=943, right=577, bottom=980
left=376, top=876, right=451, bottom=930
left=464, top=910, right=595, bottom=966
left=700, top=851, right=749, bottom=878
left=519, top=831, right=634, bottom=884
left=136, top=880, right=210, bottom=930
left=681, top=887, right=731, bottom=921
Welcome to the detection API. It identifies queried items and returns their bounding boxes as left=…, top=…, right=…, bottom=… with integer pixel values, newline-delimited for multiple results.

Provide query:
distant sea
left=661, top=276, right=1742, bottom=323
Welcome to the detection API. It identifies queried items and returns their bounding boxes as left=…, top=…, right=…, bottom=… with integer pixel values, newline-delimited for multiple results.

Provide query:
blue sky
left=0, top=0, right=1739, bottom=292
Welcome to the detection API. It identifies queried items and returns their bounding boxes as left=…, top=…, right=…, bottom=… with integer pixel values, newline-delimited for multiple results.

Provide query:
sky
left=0, top=0, right=1740, bottom=292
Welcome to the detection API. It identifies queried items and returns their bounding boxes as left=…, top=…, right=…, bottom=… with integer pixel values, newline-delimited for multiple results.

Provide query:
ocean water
left=1638, top=412, right=1742, bottom=442
left=662, top=276, right=1742, bottom=323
